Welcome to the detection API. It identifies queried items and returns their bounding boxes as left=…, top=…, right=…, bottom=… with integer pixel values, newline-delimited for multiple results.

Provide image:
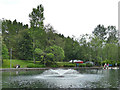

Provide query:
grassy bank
left=2, top=60, right=75, bottom=68
left=2, top=59, right=93, bottom=68
left=2, top=59, right=45, bottom=68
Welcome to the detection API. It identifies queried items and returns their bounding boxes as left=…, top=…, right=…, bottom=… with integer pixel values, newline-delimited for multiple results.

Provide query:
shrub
left=50, top=65, right=58, bottom=68
left=117, top=61, right=120, bottom=66
left=63, top=64, right=75, bottom=67
left=27, top=63, right=45, bottom=68
left=57, top=62, right=71, bottom=67
left=86, top=63, right=93, bottom=67
left=102, top=60, right=119, bottom=67
left=2, top=43, right=9, bottom=59
left=79, top=63, right=86, bottom=67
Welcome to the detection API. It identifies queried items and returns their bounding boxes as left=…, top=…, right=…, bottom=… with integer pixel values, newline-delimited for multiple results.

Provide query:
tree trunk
left=33, top=39, right=35, bottom=64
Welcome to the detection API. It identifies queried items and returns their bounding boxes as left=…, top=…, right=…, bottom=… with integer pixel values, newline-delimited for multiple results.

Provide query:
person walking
left=106, top=63, right=109, bottom=69
left=104, top=63, right=107, bottom=69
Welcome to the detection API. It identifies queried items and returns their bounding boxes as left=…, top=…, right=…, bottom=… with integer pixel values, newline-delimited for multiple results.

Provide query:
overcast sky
left=0, top=0, right=119, bottom=37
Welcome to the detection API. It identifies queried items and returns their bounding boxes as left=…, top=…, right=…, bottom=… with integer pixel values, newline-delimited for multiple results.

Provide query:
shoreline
left=0, top=67, right=104, bottom=71
left=1, top=67, right=119, bottom=71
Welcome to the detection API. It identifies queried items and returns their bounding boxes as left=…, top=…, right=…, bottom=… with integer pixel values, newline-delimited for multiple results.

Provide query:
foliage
left=35, top=48, right=43, bottom=54
left=102, top=60, right=117, bottom=66
left=92, top=24, right=107, bottom=40
left=2, top=43, right=9, bottom=59
left=86, top=63, right=93, bottom=67
left=27, top=63, right=45, bottom=68
left=63, top=64, right=75, bottom=67
left=117, top=61, right=120, bottom=66
left=15, top=29, right=33, bottom=60
left=64, top=37, right=80, bottom=61
left=34, top=48, right=44, bottom=61
left=50, top=64, right=58, bottom=68
left=45, top=45, right=65, bottom=62
left=78, top=63, right=86, bottom=67
left=63, top=63, right=86, bottom=67
left=2, top=19, right=28, bottom=59
left=29, top=4, right=45, bottom=63
left=29, top=4, right=44, bottom=28
left=56, top=62, right=71, bottom=67
left=57, top=62, right=76, bottom=67
left=45, top=53, right=55, bottom=66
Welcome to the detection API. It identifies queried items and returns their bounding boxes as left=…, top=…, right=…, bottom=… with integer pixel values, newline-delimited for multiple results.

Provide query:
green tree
left=64, top=36, right=74, bottom=61
left=15, top=29, right=33, bottom=60
left=92, top=24, right=107, bottom=40
left=29, top=4, right=44, bottom=28
left=45, top=24, right=65, bottom=49
left=0, top=20, right=2, bottom=64
left=2, top=43, right=9, bottom=59
left=2, top=19, right=28, bottom=59
left=45, top=53, right=55, bottom=66
left=35, top=48, right=44, bottom=61
left=103, top=43, right=118, bottom=61
left=45, top=45, right=65, bottom=62
left=107, top=26, right=117, bottom=44
left=91, top=36, right=103, bottom=64
left=79, top=34, right=89, bottom=61
left=29, top=4, right=45, bottom=63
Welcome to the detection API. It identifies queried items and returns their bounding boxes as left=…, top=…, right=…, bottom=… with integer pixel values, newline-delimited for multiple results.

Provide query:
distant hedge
left=27, top=63, right=45, bottom=68
left=63, top=64, right=75, bottom=67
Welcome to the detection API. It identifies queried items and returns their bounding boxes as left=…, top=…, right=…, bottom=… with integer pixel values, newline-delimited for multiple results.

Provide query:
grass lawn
left=1, top=60, right=89, bottom=68
left=2, top=59, right=44, bottom=68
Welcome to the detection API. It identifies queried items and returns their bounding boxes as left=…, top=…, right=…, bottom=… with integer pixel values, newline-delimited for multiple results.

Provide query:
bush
left=50, top=65, right=58, bottom=68
left=116, top=61, right=120, bottom=66
left=86, top=63, right=93, bottom=67
left=102, top=60, right=111, bottom=64
left=63, top=64, right=75, bottom=67
left=79, top=63, right=86, bottom=67
left=117, top=62, right=120, bottom=66
left=27, top=63, right=45, bottom=68
left=57, top=62, right=71, bottom=67
left=102, top=60, right=119, bottom=67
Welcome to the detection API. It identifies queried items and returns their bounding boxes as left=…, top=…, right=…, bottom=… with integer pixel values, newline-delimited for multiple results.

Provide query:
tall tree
left=44, top=24, right=65, bottom=49
left=29, top=4, right=45, bottom=63
left=79, top=34, right=90, bottom=61
left=45, top=45, right=65, bottom=62
left=2, top=42, right=9, bottom=60
left=107, top=26, right=117, bottom=43
left=29, top=4, right=44, bottom=28
left=15, top=29, right=33, bottom=60
left=90, top=36, right=103, bottom=65
left=2, top=19, right=28, bottom=59
left=92, top=24, right=107, bottom=40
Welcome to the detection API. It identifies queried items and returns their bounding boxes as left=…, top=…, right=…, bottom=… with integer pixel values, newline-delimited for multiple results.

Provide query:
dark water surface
left=2, top=68, right=120, bottom=89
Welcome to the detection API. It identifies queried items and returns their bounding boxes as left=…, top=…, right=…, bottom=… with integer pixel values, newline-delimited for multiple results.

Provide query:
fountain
left=3, top=69, right=116, bottom=88
left=34, top=68, right=82, bottom=79
left=42, top=69, right=79, bottom=77
left=33, top=69, right=103, bottom=88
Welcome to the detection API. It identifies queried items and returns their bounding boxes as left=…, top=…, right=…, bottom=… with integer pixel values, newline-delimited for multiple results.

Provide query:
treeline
left=1, top=4, right=120, bottom=66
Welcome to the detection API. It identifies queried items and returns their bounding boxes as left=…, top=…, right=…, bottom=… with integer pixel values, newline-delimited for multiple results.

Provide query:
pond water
left=2, top=68, right=120, bottom=89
